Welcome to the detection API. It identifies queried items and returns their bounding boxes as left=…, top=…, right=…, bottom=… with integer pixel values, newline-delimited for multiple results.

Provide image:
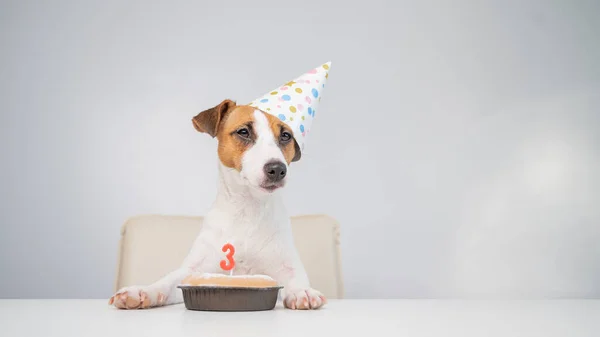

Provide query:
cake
left=177, top=272, right=283, bottom=311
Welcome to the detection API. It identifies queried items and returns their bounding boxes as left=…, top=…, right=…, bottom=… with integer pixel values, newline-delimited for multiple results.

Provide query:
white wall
left=1, top=0, right=599, bottom=299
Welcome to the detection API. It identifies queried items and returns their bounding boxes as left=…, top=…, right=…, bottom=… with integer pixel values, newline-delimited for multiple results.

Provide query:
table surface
left=1, top=299, right=599, bottom=337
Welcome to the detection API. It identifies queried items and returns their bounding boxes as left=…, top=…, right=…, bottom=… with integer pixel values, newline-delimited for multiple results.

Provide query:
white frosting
left=179, top=272, right=276, bottom=286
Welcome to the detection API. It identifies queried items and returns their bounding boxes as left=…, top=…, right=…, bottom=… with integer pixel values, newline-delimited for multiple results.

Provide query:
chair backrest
left=113, top=214, right=344, bottom=299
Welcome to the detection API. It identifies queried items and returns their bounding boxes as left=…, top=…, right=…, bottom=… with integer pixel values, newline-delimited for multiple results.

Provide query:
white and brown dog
left=109, top=99, right=326, bottom=310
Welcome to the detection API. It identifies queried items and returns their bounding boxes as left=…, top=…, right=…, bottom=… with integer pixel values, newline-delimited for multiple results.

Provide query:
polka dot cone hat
left=248, top=61, right=331, bottom=153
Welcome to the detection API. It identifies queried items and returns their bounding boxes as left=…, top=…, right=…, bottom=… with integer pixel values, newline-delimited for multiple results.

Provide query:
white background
left=1, top=0, right=599, bottom=299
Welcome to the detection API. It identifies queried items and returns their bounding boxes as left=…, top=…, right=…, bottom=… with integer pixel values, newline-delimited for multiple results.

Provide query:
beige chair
left=113, top=214, right=344, bottom=299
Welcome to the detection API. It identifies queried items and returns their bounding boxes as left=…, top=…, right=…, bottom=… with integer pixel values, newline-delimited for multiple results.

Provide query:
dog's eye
left=280, top=131, right=292, bottom=143
left=236, top=128, right=250, bottom=138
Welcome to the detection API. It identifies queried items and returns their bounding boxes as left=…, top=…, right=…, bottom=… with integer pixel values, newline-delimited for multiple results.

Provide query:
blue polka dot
left=322, top=84, right=325, bottom=88
left=260, top=98, right=268, bottom=103
left=281, top=94, right=291, bottom=101
left=300, top=124, right=305, bottom=132
left=311, top=88, right=319, bottom=98
left=307, top=107, right=313, bottom=116
left=278, top=114, right=286, bottom=121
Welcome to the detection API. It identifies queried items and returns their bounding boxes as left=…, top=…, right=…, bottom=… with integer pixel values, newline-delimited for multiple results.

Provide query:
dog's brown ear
left=192, top=99, right=237, bottom=137
left=291, top=139, right=302, bottom=162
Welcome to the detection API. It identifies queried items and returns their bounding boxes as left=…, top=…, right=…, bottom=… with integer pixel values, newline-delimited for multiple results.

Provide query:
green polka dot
left=270, top=91, right=278, bottom=95
left=295, top=88, right=303, bottom=93
left=289, top=106, right=296, bottom=113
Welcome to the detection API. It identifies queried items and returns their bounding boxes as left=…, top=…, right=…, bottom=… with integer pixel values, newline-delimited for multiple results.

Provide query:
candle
left=220, top=243, right=235, bottom=276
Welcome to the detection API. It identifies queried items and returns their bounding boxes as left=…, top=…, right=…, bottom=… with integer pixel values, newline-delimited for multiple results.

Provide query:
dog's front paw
left=283, top=288, right=327, bottom=310
left=108, top=286, right=167, bottom=309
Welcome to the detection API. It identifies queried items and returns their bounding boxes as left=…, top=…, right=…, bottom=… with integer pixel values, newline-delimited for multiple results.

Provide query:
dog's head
left=192, top=99, right=301, bottom=194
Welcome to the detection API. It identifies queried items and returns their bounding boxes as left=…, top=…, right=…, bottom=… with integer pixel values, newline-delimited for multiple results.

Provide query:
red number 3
left=220, top=243, right=235, bottom=271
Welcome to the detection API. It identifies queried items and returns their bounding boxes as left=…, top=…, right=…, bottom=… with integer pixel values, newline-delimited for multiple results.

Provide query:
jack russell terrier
left=109, top=99, right=326, bottom=310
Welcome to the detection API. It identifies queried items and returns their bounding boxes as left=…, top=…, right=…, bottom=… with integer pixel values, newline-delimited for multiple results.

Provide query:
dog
left=108, top=99, right=326, bottom=310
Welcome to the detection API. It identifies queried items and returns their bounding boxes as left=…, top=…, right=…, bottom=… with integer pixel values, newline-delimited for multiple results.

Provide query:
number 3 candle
left=220, top=243, right=235, bottom=276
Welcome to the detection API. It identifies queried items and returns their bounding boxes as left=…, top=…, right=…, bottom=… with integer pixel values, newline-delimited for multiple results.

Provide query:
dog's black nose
left=264, top=161, right=287, bottom=182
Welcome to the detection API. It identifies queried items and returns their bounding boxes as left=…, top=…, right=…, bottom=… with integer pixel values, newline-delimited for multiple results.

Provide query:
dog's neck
left=213, top=162, right=283, bottom=222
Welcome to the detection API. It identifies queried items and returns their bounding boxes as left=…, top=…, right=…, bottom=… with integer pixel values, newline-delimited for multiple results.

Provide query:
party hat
left=248, top=61, right=331, bottom=153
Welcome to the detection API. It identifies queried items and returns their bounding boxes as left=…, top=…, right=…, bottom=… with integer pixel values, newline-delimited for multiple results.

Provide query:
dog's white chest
left=200, top=209, right=281, bottom=275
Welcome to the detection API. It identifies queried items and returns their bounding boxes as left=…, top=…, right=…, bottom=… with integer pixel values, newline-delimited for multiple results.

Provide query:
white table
left=1, top=299, right=599, bottom=337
